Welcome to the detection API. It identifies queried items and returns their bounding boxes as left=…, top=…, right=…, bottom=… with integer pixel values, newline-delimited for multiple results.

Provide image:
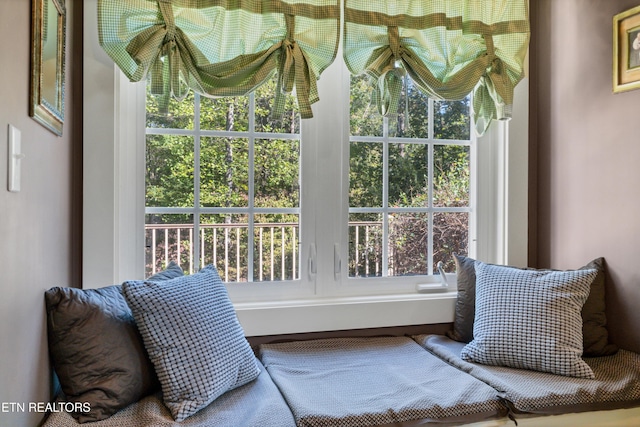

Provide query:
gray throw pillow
left=445, top=254, right=476, bottom=343
left=122, top=265, right=260, bottom=422
left=448, top=254, right=618, bottom=357
left=45, top=261, right=183, bottom=423
left=461, top=262, right=597, bottom=378
left=146, top=260, right=184, bottom=281
left=579, top=258, right=618, bottom=356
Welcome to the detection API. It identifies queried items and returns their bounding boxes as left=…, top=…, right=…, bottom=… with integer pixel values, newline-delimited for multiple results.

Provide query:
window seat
left=416, top=334, right=640, bottom=416
left=42, top=258, right=640, bottom=426
left=42, top=334, right=640, bottom=427
left=43, top=360, right=295, bottom=427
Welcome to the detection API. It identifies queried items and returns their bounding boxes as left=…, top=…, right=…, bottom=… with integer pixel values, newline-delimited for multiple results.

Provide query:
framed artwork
left=30, top=0, right=66, bottom=135
left=613, top=5, right=640, bottom=93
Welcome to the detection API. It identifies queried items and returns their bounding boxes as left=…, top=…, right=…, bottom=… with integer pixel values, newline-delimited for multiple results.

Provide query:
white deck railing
left=145, top=221, right=384, bottom=280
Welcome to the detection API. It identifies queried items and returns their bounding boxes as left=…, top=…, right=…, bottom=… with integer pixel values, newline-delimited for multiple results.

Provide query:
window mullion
left=427, top=98, right=435, bottom=275
left=193, top=94, right=202, bottom=274
left=247, top=92, right=256, bottom=283
left=382, top=116, right=390, bottom=277
left=304, top=52, right=348, bottom=293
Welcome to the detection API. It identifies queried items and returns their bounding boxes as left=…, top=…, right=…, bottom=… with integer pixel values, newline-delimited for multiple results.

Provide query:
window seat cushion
left=415, top=334, right=640, bottom=415
left=258, top=336, right=506, bottom=426
left=41, top=333, right=640, bottom=426
left=41, top=360, right=296, bottom=427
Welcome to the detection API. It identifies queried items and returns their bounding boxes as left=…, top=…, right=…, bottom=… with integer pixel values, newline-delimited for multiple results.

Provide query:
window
left=83, top=1, right=528, bottom=336
left=348, top=75, right=472, bottom=278
left=145, top=79, right=302, bottom=283
left=144, top=59, right=475, bottom=299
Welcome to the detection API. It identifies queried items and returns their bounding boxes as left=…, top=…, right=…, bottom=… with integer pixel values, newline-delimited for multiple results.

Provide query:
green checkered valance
left=98, top=0, right=529, bottom=130
left=343, top=0, right=530, bottom=134
left=98, top=0, right=340, bottom=118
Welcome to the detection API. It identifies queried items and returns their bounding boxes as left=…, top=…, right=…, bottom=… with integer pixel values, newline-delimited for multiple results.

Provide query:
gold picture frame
left=30, top=0, right=66, bottom=135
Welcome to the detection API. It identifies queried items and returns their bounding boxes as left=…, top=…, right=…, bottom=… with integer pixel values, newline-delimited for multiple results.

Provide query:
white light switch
left=8, top=124, right=24, bottom=192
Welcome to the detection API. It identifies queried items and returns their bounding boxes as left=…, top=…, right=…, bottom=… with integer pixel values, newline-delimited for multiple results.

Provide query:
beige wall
left=532, top=0, right=640, bottom=352
left=0, top=0, right=81, bottom=425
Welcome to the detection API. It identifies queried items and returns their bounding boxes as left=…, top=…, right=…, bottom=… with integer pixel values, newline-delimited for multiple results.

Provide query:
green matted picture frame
left=30, top=0, right=66, bottom=135
left=613, top=4, right=640, bottom=93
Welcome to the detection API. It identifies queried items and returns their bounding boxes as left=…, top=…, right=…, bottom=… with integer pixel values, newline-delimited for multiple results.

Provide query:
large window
left=83, top=1, right=527, bottom=336
left=144, top=63, right=474, bottom=294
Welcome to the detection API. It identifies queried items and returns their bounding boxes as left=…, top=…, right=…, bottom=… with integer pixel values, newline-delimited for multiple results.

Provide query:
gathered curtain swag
left=344, top=0, right=530, bottom=134
left=98, top=0, right=529, bottom=132
left=98, top=0, right=340, bottom=118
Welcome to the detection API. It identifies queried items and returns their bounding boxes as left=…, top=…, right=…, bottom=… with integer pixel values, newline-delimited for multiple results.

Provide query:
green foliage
left=349, top=142, right=383, bottom=207
left=145, top=73, right=471, bottom=278
left=146, top=78, right=300, bottom=214
left=350, top=75, right=383, bottom=137
left=146, top=90, right=195, bottom=130
left=348, top=75, right=471, bottom=276
left=388, top=143, right=428, bottom=207
left=200, top=137, right=249, bottom=208
left=434, top=99, right=471, bottom=140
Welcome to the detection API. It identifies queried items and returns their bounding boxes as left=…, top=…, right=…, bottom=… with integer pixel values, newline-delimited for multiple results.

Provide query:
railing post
left=177, top=228, right=181, bottom=271
left=281, top=226, right=285, bottom=280
left=270, top=227, right=275, bottom=281
left=152, top=229, right=157, bottom=274
left=259, top=228, right=264, bottom=282
left=292, top=226, right=297, bottom=280
left=224, top=227, right=229, bottom=282
left=213, top=227, right=217, bottom=270
left=355, top=225, right=360, bottom=277
left=236, top=227, right=240, bottom=282
left=365, top=225, right=370, bottom=277
left=164, top=228, right=169, bottom=268
left=201, top=228, right=205, bottom=269
left=189, top=228, right=193, bottom=274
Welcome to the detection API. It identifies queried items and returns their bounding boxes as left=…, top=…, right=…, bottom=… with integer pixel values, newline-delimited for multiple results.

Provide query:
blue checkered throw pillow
left=460, top=262, right=597, bottom=379
left=123, top=265, right=259, bottom=421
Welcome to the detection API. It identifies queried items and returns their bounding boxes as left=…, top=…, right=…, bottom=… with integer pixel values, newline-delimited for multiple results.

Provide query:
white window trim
left=83, top=0, right=528, bottom=336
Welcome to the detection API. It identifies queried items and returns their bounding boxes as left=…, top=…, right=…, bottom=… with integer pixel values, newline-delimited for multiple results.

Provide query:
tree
left=348, top=74, right=471, bottom=275
left=145, top=73, right=471, bottom=278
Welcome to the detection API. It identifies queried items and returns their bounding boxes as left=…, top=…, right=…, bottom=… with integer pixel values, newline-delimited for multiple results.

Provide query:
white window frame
left=83, top=0, right=528, bottom=336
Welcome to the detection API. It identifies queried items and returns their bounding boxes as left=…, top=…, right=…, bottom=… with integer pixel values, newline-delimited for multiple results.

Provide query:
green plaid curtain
left=98, top=0, right=528, bottom=129
left=98, top=0, right=340, bottom=118
left=343, top=0, right=530, bottom=134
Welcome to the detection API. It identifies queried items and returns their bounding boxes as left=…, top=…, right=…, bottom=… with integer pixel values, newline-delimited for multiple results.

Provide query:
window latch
left=415, top=261, right=450, bottom=293
left=308, top=244, right=317, bottom=279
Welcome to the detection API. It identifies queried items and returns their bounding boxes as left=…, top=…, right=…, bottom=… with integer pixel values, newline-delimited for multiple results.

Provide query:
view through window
left=145, top=77, right=301, bottom=282
left=349, top=75, right=471, bottom=278
left=145, top=73, right=473, bottom=284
